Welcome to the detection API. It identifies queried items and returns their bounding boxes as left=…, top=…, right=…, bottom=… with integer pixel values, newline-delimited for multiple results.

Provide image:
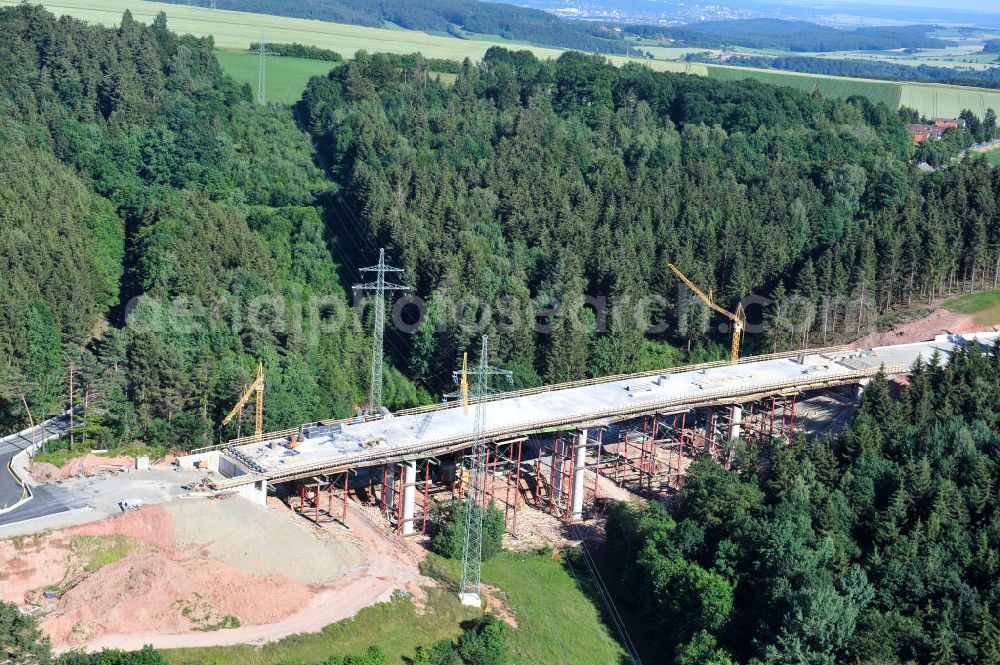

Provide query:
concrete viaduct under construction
left=187, top=332, right=999, bottom=537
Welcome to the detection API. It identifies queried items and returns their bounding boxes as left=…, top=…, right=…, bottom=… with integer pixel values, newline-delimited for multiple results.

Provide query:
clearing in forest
left=944, top=289, right=1000, bottom=327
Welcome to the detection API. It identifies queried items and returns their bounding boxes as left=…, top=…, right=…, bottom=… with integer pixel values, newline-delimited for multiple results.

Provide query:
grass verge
left=943, top=289, right=1000, bottom=327
left=162, top=589, right=476, bottom=665
left=32, top=442, right=166, bottom=469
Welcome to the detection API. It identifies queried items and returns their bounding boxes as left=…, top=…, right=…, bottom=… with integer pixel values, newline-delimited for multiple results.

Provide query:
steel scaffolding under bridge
left=204, top=333, right=998, bottom=498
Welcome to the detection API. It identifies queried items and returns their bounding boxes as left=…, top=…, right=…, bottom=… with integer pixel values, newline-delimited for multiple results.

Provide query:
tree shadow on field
left=560, top=535, right=650, bottom=665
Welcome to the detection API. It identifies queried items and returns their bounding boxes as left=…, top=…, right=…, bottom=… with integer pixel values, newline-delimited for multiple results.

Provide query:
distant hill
left=635, top=19, right=948, bottom=52
left=161, top=2, right=948, bottom=56
left=178, top=0, right=630, bottom=54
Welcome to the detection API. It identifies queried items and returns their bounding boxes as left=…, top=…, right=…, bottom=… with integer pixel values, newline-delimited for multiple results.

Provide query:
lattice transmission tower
left=353, top=249, right=408, bottom=413
left=252, top=34, right=278, bottom=105
left=458, top=335, right=512, bottom=606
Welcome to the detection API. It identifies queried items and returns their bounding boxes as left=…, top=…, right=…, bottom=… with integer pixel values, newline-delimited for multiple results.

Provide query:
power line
left=353, top=249, right=408, bottom=412
left=323, top=194, right=415, bottom=370
left=251, top=32, right=279, bottom=106
left=566, top=523, right=644, bottom=665
left=459, top=335, right=512, bottom=606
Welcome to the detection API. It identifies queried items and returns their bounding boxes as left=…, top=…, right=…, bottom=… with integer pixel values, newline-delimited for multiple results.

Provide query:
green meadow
left=214, top=50, right=337, bottom=105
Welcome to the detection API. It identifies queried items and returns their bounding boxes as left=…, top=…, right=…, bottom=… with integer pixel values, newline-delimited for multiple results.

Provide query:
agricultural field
left=0, top=0, right=565, bottom=61
left=705, top=63, right=1000, bottom=117
left=8, top=0, right=999, bottom=117
left=706, top=64, right=903, bottom=108
left=214, top=50, right=338, bottom=105
left=898, top=82, right=1000, bottom=119
left=988, top=150, right=1000, bottom=166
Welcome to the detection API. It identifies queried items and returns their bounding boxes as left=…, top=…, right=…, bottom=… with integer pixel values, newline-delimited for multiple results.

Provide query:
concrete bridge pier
left=570, top=428, right=587, bottom=521
left=729, top=405, right=743, bottom=441
left=402, top=460, right=417, bottom=536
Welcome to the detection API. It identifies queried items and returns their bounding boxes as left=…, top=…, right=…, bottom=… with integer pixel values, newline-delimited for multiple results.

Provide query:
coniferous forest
left=607, top=346, right=1000, bottom=664
left=1, top=4, right=999, bottom=455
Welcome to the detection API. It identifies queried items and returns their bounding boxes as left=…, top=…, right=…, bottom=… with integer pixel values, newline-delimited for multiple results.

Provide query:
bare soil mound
left=67, top=504, right=176, bottom=550
left=2, top=502, right=321, bottom=649
left=855, top=309, right=978, bottom=348
left=42, top=548, right=310, bottom=646
left=29, top=462, right=61, bottom=482
left=59, top=454, right=135, bottom=480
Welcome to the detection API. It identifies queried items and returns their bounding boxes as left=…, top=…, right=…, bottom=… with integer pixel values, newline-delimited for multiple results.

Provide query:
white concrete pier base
left=570, top=428, right=588, bottom=521
left=402, top=460, right=417, bottom=536
left=458, top=592, right=482, bottom=607
left=729, top=405, right=743, bottom=442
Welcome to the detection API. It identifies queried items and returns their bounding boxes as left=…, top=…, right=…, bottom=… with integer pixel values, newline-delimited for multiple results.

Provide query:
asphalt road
left=0, top=483, right=83, bottom=527
left=0, top=414, right=72, bottom=512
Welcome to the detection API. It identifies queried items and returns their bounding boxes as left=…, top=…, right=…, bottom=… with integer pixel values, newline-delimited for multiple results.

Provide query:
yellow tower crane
left=460, top=352, right=469, bottom=415
left=221, top=361, right=264, bottom=441
left=667, top=263, right=746, bottom=364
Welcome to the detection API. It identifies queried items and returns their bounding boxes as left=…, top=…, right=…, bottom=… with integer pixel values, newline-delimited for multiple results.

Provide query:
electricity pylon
left=353, top=249, right=408, bottom=413
left=458, top=335, right=513, bottom=606
left=252, top=34, right=278, bottom=105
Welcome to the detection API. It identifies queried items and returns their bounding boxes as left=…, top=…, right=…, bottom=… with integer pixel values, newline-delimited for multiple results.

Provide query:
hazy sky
left=819, top=0, right=998, bottom=10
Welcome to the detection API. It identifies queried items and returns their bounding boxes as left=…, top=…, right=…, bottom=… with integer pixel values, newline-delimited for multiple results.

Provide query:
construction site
left=3, top=256, right=1000, bottom=654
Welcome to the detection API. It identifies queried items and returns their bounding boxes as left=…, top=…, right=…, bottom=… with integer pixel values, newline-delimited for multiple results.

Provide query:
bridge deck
left=218, top=333, right=999, bottom=487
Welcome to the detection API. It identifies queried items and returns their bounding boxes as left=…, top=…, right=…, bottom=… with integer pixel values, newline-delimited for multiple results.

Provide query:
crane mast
left=460, top=352, right=469, bottom=415
left=667, top=263, right=745, bottom=364
left=221, top=361, right=264, bottom=441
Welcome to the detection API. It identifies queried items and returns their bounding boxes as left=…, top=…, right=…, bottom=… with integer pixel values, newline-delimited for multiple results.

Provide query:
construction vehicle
left=667, top=263, right=746, bottom=364
left=221, top=361, right=264, bottom=442
left=119, top=498, right=144, bottom=512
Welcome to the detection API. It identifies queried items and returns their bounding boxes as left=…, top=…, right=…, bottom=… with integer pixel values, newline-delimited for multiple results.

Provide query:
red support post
left=563, top=442, right=572, bottom=522
left=707, top=411, right=715, bottom=456
left=381, top=466, right=388, bottom=516
left=484, top=448, right=492, bottom=508
left=491, top=448, right=498, bottom=505
left=780, top=398, right=788, bottom=437
left=315, top=482, right=320, bottom=523
left=593, top=432, right=602, bottom=501
left=396, top=467, right=404, bottom=536
left=299, top=485, right=305, bottom=513
left=513, top=439, right=523, bottom=533
left=503, top=444, right=511, bottom=528
left=343, top=472, right=349, bottom=524
left=769, top=399, right=776, bottom=440
left=549, top=440, right=559, bottom=513
left=423, top=461, right=430, bottom=534
left=788, top=394, right=797, bottom=445
left=679, top=412, right=687, bottom=487
left=534, top=445, right=542, bottom=506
